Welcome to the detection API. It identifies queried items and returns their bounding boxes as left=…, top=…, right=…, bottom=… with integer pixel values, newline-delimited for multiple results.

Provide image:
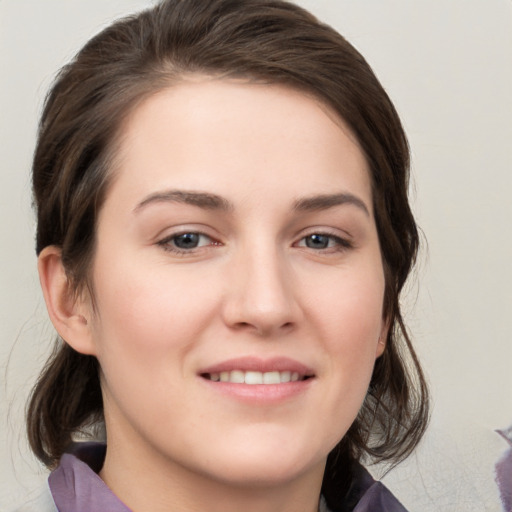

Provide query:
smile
left=198, top=358, right=315, bottom=402
left=203, top=370, right=311, bottom=384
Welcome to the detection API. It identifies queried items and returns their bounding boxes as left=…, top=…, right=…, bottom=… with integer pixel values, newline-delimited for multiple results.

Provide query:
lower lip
left=199, top=377, right=314, bottom=404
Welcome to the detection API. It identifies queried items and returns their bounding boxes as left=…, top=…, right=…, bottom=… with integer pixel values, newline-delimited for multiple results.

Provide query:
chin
left=196, top=438, right=327, bottom=487
left=208, top=460, right=313, bottom=488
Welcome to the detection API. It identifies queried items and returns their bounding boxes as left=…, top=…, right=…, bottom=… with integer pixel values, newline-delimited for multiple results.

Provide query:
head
left=29, top=0, right=428, bottom=490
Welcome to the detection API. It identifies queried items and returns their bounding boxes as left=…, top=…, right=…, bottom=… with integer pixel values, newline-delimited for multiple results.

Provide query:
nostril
left=233, top=321, right=251, bottom=330
left=232, top=320, right=295, bottom=336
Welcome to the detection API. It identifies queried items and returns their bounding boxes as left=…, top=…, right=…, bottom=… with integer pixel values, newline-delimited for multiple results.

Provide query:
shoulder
left=10, top=482, right=57, bottom=512
left=322, top=459, right=408, bottom=512
left=352, top=481, right=408, bottom=512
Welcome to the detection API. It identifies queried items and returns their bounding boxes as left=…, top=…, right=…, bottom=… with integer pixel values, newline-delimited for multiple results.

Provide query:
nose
left=221, top=244, right=301, bottom=337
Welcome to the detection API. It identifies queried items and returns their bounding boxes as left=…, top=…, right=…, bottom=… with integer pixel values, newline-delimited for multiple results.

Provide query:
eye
left=297, top=233, right=351, bottom=251
left=172, top=232, right=207, bottom=249
left=158, top=232, right=218, bottom=253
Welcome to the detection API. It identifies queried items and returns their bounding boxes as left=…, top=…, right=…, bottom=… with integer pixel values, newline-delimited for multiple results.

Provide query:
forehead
left=108, top=78, right=372, bottom=212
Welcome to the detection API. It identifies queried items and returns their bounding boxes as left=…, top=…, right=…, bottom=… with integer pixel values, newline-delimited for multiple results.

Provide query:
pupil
left=306, top=234, right=328, bottom=249
left=174, top=233, right=199, bottom=249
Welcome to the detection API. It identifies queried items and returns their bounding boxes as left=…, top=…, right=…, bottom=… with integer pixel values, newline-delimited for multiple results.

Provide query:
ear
left=375, top=317, right=391, bottom=358
left=38, top=246, right=97, bottom=356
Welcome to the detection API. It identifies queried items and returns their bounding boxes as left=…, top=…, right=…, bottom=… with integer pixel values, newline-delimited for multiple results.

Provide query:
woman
left=22, top=0, right=429, bottom=510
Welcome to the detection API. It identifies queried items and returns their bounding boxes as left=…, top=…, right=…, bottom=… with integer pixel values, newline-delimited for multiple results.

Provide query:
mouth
left=198, top=357, right=315, bottom=402
left=201, top=370, right=313, bottom=384
left=199, top=357, right=315, bottom=386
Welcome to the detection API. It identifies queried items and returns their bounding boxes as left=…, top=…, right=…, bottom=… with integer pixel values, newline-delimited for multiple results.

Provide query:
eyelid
left=156, top=228, right=222, bottom=255
left=154, top=224, right=354, bottom=256
left=294, top=228, right=354, bottom=251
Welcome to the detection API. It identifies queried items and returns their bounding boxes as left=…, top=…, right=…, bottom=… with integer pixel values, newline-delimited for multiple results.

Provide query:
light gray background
left=1, top=1, right=511, bottom=511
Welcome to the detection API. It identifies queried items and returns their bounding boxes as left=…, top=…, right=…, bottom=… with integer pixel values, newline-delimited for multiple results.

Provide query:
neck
left=100, top=434, right=325, bottom=512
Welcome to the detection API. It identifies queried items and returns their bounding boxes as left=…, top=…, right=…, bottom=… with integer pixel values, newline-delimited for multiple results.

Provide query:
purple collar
left=49, top=443, right=131, bottom=512
left=48, top=442, right=407, bottom=512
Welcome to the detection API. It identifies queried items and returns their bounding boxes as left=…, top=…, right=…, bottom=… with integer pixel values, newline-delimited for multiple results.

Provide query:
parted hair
left=28, top=0, right=429, bottom=497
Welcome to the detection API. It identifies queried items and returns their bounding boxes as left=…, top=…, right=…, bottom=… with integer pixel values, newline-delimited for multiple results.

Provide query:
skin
left=39, top=78, right=387, bottom=512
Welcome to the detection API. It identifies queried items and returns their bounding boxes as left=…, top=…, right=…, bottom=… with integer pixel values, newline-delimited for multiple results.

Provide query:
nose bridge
left=223, top=235, right=298, bottom=335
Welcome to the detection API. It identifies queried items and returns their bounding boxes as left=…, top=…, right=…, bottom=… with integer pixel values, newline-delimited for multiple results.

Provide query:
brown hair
left=28, top=0, right=429, bottom=492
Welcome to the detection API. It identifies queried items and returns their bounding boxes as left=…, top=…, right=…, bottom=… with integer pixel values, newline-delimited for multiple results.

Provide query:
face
left=84, top=78, right=386, bottom=488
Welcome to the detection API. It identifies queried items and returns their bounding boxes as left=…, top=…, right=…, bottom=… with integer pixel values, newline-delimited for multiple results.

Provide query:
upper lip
left=199, top=356, right=315, bottom=377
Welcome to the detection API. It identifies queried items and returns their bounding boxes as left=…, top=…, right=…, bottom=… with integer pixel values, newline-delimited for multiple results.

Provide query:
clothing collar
left=48, top=442, right=406, bottom=512
left=49, top=443, right=131, bottom=512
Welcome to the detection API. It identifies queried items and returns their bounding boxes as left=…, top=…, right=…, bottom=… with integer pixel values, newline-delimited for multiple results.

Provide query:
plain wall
left=1, top=1, right=511, bottom=510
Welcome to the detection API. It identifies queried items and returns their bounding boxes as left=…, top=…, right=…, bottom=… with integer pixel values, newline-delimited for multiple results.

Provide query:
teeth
left=206, top=370, right=307, bottom=384
left=280, top=371, right=291, bottom=383
left=263, top=371, right=280, bottom=384
left=230, top=370, right=245, bottom=383
left=245, top=371, right=263, bottom=384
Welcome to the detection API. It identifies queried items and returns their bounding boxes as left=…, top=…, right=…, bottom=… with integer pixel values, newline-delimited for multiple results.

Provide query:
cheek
left=307, top=263, right=385, bottom=403
left=89, top=261, right=222, bottom=430
left=310, top=263, right=385, bottom=345
left=94, top=255, right=213, bottom=334
left=89, top=258, right=220, bottom=384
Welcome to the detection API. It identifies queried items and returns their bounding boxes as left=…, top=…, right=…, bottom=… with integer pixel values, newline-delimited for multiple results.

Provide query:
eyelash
left=156, top=231, right=353, bottom=256
left=157, top=232, right=220, bottom=255
left=295, top=232, right=353, bottom=252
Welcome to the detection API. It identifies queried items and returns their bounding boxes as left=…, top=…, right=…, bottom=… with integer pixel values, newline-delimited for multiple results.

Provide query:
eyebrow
left=293, top=193, right=370, bottom=216
left=134, top=189, right=369, bottom=216
left=134, top=190, right=232, bottom=213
